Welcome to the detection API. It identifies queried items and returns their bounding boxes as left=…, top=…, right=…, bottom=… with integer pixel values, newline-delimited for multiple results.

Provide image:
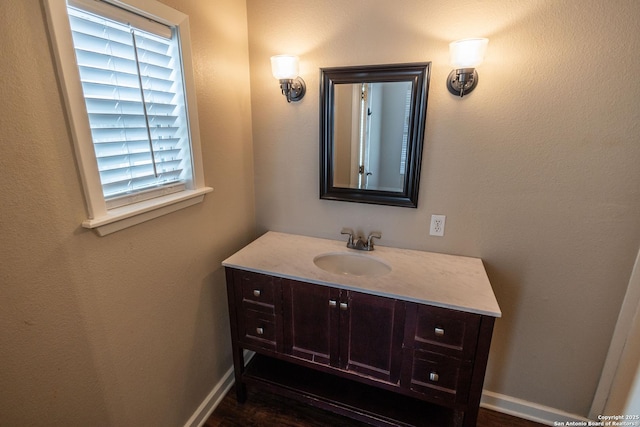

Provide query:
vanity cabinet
left=282, top=280, right=405, bottom=385
left=225, top=267, right=496, bottom=427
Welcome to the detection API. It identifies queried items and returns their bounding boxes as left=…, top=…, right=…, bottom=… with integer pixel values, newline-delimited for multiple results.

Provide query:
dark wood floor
left=205, top=386, right=547, bottom=427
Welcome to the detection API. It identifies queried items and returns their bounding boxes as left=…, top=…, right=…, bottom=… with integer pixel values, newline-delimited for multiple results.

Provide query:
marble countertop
left=222, top=231, right=501, bottom=317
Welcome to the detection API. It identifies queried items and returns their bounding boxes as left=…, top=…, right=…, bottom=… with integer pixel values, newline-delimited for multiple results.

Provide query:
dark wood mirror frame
left=320, top=62, right=431, bottom=208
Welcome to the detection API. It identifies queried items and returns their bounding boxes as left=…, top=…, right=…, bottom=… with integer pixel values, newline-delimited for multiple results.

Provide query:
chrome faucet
left=340, top=228, right=381, bottom=251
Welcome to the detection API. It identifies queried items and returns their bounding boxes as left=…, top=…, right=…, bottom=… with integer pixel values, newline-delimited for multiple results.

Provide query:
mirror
left=320, top=63, right=430, bottom=207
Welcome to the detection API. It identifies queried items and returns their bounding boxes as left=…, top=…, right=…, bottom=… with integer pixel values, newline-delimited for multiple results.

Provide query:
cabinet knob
left=329, top=300, right=337, bottom=308
left=339, top=302, right=348, bottom=311
left=253, top=289, right=261, bottom=297
left=429, top=372, right=439, bottom=382
left=256, top=327, right=264, bottom=335
left=434, top=327, right=445, bottom=337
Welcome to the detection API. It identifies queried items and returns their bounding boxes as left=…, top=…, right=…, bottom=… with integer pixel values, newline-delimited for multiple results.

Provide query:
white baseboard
left=183, top=365, right=235, bottom=427
left=184, top=351, right=255, bottom=427
left=481, top=390, right=592, bottom=426
left=185, top=359, right=591, bottom=427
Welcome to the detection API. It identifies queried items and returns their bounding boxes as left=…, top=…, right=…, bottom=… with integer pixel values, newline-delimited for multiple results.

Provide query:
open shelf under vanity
left=242, top=353, right=455, bottom=427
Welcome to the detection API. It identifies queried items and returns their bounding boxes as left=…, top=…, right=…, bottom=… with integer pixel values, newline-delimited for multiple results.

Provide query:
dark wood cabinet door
left=340, top=291, right=405, bottom=385
left=282, top=280, right=340, bottom=367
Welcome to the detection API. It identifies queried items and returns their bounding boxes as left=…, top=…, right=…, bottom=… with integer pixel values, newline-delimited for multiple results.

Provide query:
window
left=399, top=85, right=412, bottom=176
left=44, top=0, right=211, bottom=236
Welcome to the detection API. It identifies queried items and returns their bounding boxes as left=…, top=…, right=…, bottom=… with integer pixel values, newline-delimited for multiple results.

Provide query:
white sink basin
left=313, top=252, right=391, bottom=277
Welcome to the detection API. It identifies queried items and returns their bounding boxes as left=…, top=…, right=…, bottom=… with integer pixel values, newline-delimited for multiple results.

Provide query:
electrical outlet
left=430, top=215, right=446, bottom=237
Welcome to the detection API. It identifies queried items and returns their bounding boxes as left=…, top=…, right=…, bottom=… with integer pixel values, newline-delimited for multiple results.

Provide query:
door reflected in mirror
left=333, top=81, right=412, bottom=192
left=320, top=63, right=431, bottom=207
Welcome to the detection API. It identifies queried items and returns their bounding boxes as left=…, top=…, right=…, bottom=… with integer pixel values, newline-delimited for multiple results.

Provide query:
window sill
left=82, top=187, right=213, bottom=236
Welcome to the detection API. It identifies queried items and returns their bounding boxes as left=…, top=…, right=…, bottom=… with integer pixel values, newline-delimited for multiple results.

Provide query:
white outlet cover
left=430, top=215, right=446, bottom=236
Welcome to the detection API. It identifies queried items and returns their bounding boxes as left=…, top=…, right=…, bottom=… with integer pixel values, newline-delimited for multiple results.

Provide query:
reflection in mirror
left=333, top=81, right=412, bottom=192
left=320, top=63, right=430, bottom=207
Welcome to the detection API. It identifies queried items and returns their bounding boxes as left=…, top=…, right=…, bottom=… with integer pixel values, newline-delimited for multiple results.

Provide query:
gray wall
left=246, top=0, right=640, bottom=416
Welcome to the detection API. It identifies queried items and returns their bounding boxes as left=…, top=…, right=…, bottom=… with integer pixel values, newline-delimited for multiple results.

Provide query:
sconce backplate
left=280, top=77, right=306, bottom=102
left=447, top=68, right=478, bottom=97
left=289, top=77, right=306, bottom=102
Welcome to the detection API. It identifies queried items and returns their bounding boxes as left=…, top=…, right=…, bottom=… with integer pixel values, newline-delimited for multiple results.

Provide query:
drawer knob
left=434, top=327, right=445, bottom=337
left=256, top=327, right=264, bottom=335
left=339, top=302, right=348, bottom=311
left=329, top=300, right=337, bottom=308
left=253, top=289, right=261, bottom=297
left=429, top=372, right=439, bottom=382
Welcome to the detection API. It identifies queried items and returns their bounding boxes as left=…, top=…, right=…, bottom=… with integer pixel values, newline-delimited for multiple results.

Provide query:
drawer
left=238, top=271, right=276, bottom=310
left=413, top=305, right=480, bottom=359
left=408, top=350, right=472, bottom=405
left=239, top=309, right=277, bottom=350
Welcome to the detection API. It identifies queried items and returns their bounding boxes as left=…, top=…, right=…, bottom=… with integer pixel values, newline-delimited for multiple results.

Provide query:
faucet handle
left=367, top=231, right=382, bottom=249
left=341, top=227, right=354, bottom=237
left=341, top=228, right=355, bottom=247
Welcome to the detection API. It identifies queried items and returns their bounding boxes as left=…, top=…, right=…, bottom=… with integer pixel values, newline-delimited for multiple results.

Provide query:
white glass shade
left=449, top=38, right=488, bottom=68
left=270, top=54, right=299, bottom=80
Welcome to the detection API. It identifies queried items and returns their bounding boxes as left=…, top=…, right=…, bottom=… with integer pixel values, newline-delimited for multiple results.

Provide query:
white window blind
left=399, top=86, right=412, bottom=175
left=67, top=3, right=193, bottom=209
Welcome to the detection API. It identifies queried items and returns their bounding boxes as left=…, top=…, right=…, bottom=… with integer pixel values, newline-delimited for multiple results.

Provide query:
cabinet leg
left=235, top=382, right=247, bottom=403
left=453, top=410, right=465, bottom=427
left=457, top=406, right=480, bottom=427
left=231, top=345, right=247, bottom=403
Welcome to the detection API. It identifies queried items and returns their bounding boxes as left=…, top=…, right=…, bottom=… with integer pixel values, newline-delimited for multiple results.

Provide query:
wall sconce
left=270, top=54, right=306, bottom=103
left=446, top=38, right=488, bottom=97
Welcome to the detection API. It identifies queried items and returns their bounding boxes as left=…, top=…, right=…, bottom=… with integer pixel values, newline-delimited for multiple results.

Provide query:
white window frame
left=44, top=0, right=212, bottom=236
